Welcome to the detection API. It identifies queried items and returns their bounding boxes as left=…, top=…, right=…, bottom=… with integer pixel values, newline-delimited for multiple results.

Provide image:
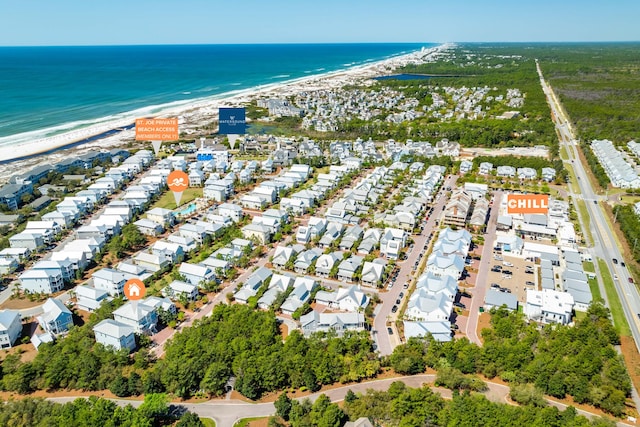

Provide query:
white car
left=503, top=261, right=514, bottom=267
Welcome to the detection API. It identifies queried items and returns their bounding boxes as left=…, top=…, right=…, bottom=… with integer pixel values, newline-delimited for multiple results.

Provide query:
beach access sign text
left=506, top=194, right=549, bottom=214
left=219, top=108, right=246, bottom=134
left=135, top=118, right=179, bottom=141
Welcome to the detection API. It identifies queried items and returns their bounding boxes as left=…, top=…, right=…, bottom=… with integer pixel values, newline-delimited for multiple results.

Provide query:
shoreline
left=0, top=43, right=451, bottom=181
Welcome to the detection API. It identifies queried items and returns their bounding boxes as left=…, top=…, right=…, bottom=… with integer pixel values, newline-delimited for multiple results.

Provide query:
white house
left=93, top=319, right=136, bottom=352
left=406, top=290, right=452, bottom=322
left=19, top=269, right=64, bottom=294
left=281, top=277, right=318, bottom=315
left=403, top=321, right=452, bottom=342
left=164, top=280, right=199, bottom=301
left=360, top=261, right=385, bottom=287
left=0, top=310, right=21, bottom=349
left=146, top=207, right=175, bottom=227
left=179, top=262, right=216, bottom=287
left=525, top=289, right=574, bottom=325
left=76, top=285, right=109, bottom=312
left=92, top=268, right=127, bottom=296
left=113, top=301, right=158, bottom=334
left=426, top=251, right=465, bottom=279
left=315, top=285, right=369, bottom=312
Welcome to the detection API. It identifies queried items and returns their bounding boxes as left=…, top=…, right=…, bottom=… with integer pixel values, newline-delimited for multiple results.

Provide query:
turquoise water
left=0, top=43, right=430, bottom=153
left=176, top=203, right=197, bottom=216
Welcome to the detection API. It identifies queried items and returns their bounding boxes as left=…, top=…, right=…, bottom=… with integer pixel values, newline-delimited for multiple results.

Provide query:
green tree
left=275, top=392, right=293, bottom=421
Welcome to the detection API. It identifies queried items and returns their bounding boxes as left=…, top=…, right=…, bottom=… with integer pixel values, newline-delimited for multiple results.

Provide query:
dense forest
left=0, top=304, right=379, bottom=400
left=153, top=304, right=379, bottom=399
left=340, top=382, right=616, bottom=427
left=389, top=304, right=631, bottom=416
left=0, top=394, right=204, bottom=427
left=613, top=204, right=640, bottom=263
left=535, top=43, right=640, bottom=144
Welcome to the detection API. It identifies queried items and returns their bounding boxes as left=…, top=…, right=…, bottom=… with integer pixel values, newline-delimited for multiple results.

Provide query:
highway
left=536, top=61, right=640, bottom=353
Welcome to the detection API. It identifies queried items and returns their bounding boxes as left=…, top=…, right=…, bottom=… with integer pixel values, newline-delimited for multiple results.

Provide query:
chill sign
left=506, top=194, right=549, bottom=214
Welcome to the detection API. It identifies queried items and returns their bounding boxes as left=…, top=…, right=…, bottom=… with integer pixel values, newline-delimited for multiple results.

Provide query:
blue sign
left=219, top=108, right=246, bottom=134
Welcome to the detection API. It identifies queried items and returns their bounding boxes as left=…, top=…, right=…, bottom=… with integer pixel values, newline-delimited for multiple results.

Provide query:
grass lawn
left=576, top=199, right=593, bottom=246
left=234, top=417, right=265, bottom=427
left=201, top=418, right=216, bottom=427
left=598, top=258, right=631, bottom=336
left=560, top=145, right=569, bottom=160
left=575, top=311, right=587, bottom=321
left=151, top=187, right=203, bottom=210
left=587, top=278, right=603, bottom=301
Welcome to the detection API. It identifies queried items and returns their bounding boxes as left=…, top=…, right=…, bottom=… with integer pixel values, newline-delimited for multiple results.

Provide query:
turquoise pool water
left=176, top=203, right=197, bottom=216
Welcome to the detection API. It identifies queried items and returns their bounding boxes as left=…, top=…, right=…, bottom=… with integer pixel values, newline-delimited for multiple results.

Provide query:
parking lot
left=486, top=251, right=538, bottom=305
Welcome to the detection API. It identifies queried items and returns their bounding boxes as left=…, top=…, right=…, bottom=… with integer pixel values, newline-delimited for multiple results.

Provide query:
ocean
left=0, top=43, right=429, bottom=150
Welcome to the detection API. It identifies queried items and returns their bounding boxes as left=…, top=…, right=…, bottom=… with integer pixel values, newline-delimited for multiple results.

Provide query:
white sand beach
left=0, top=44, right=449, bottom=182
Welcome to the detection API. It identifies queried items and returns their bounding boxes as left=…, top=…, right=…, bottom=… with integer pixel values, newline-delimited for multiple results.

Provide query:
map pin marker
left=152, top=141, right=162, bottom=156
left=124, top=278, right=146, bottom=312
left=167, top=170, right=190, bottom=207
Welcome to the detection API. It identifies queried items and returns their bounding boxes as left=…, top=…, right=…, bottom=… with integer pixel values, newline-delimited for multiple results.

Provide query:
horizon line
left=1, top=40, right=640, bottom=48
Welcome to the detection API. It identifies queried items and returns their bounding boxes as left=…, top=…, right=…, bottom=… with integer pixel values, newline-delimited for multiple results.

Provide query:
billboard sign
left=506, top=194, right=549, bottom=215
left=135, top=118, right=179, bottom=141
left=219, top=108, right=246, bottom=134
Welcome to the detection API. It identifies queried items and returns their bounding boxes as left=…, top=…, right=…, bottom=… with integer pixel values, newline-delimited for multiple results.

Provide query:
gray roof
left=485, top=289, right=518, bottom=311
left=0, top=310, right=20, bottom=330
left=541, top=278, right=556, bottom=290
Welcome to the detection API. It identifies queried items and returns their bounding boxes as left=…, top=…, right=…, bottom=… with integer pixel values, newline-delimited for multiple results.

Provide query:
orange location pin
left=124, top=278, right=146, bottom=301
left=167, top=170, right=189, bottom=206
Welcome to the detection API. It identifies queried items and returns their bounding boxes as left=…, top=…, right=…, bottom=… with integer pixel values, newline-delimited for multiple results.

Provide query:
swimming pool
left=176, top=203, right=197, bottom=216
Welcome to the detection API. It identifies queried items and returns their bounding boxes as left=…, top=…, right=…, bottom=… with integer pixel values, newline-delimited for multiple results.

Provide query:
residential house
left=242, top=223, right=272, bottom=244
left=524, top=289, right=574, bottom=325
left=150, top=240, right=185, bottom=265
left=92, top=268, right=127, bottom=296
left=443, top=190, right=472, bottom=227
left=484, top=288, right=519, bottom=311
left=300, top=311, right=366, bottom=337
left=9, top=232, right=45, bottom=251
left=234, top=267, right=273, bottom=304
left=257, top=273, right=294, bottom=310
left=93, top=319, right=136, bottom=352
left=76, top=285, right=109, bottom=312
left=406, top=290, right=452, bottom=322
left=380, top=228, right=406, bottom=260
left=281, top=277, right=318, bottom=315
left=134, top=252, right=169, bottom=273
left=271, top=245, right=301, bottom=270
left=217, top=203, right=243, bottom=223
left=113, top=301, right=158, bottom=334
left=0, top=310, right=21, bottom=349
left=315, top=252, right=343, bottom=278
left=37, top=298, right=73, bottom=335
left=496, top=165, right=516, bottom=178
left=426, top=251, right=465, bottom=279
left=403, top=321, right=452, bottom=342
left=179, top=262, right=216, bottom=287
left=134, top=219, right=164, bottom=236
left=337, top=255, right=364, bottom=282
left=164, top=280, right=199, bottom=301
left=339, top=225, right=364, bottom=251
left=315, top=285, right=370, bottom=311
left=294, top=248, right=322, bottom=274
left=146, top=208, right=175, bottom=227
left=360, top=260, right=385, bottom=287
left=19, top=269, right=64, bottom=294
left=318, top=222, right=344, bottom=248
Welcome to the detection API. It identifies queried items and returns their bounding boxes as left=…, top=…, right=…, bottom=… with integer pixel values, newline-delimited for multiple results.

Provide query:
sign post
left=219, top=108, right=246, bottom=150
left=135, top=118, right=179, bottom=156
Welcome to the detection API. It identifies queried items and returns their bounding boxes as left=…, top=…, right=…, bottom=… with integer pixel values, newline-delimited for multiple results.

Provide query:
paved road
left=537, top=61, right=640, bottom=412
left=466, top=191, right=503, bottom=345
left=47, top=374, right=632, bottom=427
left=373, top=174, right=458, bottom=356
left=537, top=61, right=640, bottom=352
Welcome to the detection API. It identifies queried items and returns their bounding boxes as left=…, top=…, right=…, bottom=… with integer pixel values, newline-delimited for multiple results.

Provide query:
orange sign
left=507, top=194, right=549, bottom=214
left=167, top=170, right=189, bottom=193
left=124, top=278, right=146, bottom=301
left=135, top=118, right=179, bottom=141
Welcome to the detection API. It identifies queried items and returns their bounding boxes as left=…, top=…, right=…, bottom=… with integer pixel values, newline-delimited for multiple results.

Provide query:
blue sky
left=1, top=0, right=638, bottom=46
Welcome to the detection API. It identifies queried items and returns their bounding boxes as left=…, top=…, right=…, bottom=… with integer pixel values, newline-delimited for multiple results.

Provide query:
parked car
left=396, top=299, right=401, bottom=305
left=503, top=261, right=514, bottom=267
left=391, top=305, right=398, bottom=313
left=399, top=292, right=404, bottom=298
left=491, top=283, right=500, bottom=288
left=453, top=302, right=466, bottom=309
left=525, top=281, right=535, bottom=286
left=387, top=327, right=394, bottom=335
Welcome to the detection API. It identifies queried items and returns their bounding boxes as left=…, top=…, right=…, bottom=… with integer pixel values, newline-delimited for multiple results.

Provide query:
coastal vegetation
left=0, top=394, right=205, bottom=427
left=389, top=304, right=631, bottom=416
left=612, top=204, right=640, bottom=263
left=339, top=382, right=616, bottom=427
